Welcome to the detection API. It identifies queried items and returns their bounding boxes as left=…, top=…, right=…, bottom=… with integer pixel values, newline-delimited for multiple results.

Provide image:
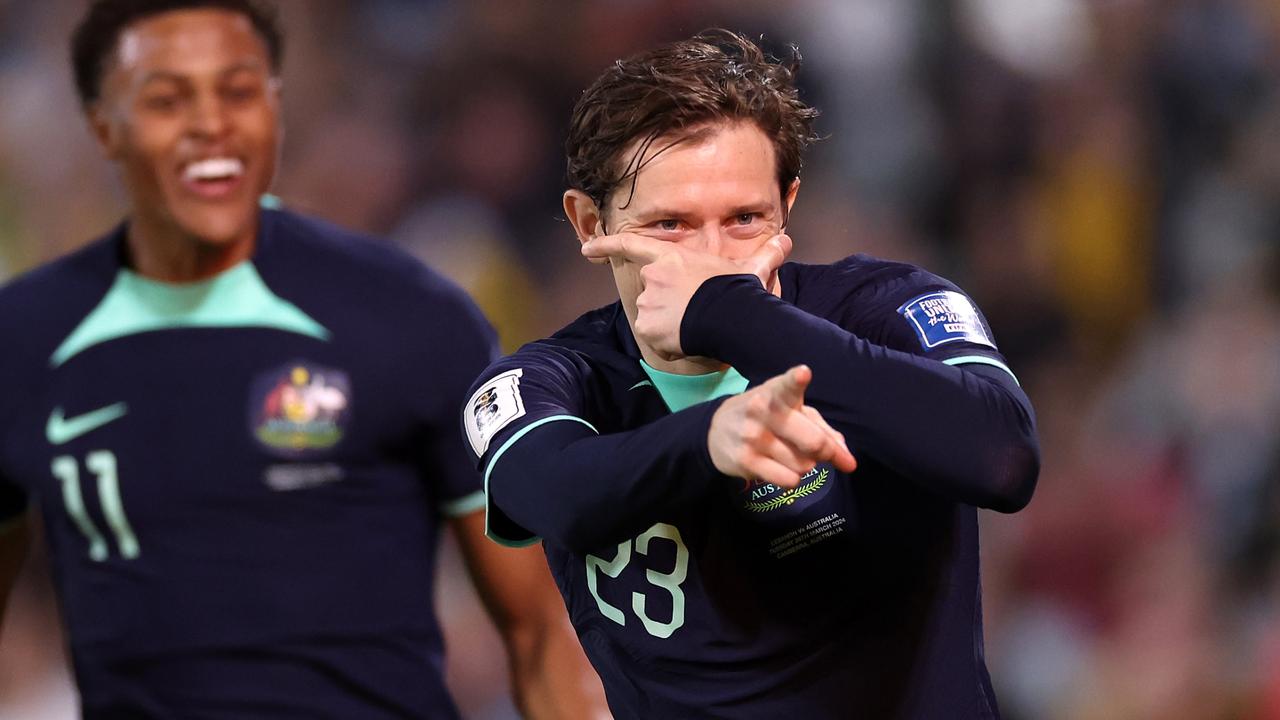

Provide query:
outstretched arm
left=681, top=275, right=1039, bottom=512
left=450, top=510, right=610, bottom=719
left=484, top=365, right=853, bottom=553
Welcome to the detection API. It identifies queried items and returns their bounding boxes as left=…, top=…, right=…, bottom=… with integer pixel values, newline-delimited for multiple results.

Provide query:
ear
left=267, top=76, right=284, bottom=108
left=563, top=189, right=604, bottom=247
left=268, top=78, right=285, bottom=156
left=782, top=177, right=800, bottom=224
left=86, top=102, right=122, bottom=161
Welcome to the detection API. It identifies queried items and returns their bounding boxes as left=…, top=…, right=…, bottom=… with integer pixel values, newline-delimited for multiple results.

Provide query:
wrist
left=694, top=396, right=737, bottom=482
left=680, top=274, right=770, bottom=360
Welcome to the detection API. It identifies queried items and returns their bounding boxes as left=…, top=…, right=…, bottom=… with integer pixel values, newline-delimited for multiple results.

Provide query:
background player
left=0, top=1, right=606, bottom=717
left=465, top=30, right=1040, bottom=718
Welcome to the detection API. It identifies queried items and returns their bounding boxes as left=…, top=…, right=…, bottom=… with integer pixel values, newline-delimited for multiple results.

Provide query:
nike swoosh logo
left=46, top=403, right=128, bottom=445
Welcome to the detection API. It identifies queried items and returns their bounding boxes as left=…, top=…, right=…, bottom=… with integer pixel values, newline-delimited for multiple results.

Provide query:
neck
left=623, top=269, right=783, bottom=376
left=126, top=214, right=256, bottom=283
left=635, top=338, right=727, bottom=376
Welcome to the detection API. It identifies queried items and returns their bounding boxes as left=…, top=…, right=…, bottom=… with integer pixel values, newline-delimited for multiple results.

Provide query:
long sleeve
left=483, top=399, right=730, bottom=553
left=681, top=274, right=1040, bottom=512
left=464, top=341, right=735, bottom=553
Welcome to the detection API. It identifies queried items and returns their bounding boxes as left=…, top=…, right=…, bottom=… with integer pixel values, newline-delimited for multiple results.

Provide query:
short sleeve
left=461, top=343, right=596, bottom=545
left=404, top=281, right=501, bottom=518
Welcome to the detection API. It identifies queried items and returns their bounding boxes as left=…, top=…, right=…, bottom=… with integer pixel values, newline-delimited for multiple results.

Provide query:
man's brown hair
left=566, top=29, right=820, bottom=216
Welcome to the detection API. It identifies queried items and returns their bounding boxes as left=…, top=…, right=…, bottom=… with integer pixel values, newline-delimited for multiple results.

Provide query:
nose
left=687, top=226, right=726, bottom=255
left=188, top=93, right=230, bottom=140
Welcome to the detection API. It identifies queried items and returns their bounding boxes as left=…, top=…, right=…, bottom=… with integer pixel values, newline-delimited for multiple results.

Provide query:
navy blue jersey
left=0, top=209, right=496, bottom=719
left=465, top=255, right=1037, bottom=719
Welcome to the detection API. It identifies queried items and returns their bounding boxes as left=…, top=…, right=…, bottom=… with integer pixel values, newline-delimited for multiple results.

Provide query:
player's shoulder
left=473, top=302, right=629, bottom=388
left=0, top=230, right=118, bottom=310
left=0, top=231, right=122, bottom=412
left=790, top=253, right=962, bottom=304
left=0, top=230, right=120, bottom=349
left=260, top=209, right=483, bottom=321
left=790, top=254, right=968, bottom=318
left=537, top=301, right=643, bottom=373
left=549, top=301, right=626, bottom=347
left=262, top=209, right=458, bottom=293
left=463, top=305, right=630, bottom=461
left=789, top=253, right=995, bottom=350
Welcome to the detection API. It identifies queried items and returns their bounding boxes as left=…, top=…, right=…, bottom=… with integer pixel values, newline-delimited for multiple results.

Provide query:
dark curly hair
left=565, top=29, right=820, bottom=215
left=71, top=0, right=283, bottom=107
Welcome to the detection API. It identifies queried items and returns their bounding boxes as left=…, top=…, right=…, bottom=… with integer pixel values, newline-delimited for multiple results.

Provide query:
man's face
left=90, top=8, right=280, bottom=249
left=587, top=121, right=796, bottom=316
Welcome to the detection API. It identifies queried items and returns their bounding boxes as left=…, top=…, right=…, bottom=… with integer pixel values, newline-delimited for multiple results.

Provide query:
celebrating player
left=0, top=1, right=606, bottom=717
left=465, top=30, right=1041, bottom=718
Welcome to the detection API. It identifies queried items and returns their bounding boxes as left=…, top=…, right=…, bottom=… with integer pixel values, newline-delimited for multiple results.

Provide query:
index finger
left=581, top=233, right=668, bottom=265
left=764, top=364, right=811, bottom=409
left=801, top=406, right=857, bottom=473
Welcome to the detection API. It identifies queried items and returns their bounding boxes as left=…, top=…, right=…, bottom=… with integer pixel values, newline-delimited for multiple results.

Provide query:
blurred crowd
left=1, top=1, right=1277, bottom=718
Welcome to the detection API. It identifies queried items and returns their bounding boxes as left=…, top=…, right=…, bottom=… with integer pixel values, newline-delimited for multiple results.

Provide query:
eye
left=141, top=94, right=180, bottom=112
left=734, top=213, right=760, bottom=225
left=656, top=219, right=681, bottom=232
left=223, top=83, right=262, bottom=104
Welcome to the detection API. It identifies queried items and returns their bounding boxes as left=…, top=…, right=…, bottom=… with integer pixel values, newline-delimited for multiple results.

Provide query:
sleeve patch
left=464, top=369, right=526, bottom=457
left=897, top=290, right=995, bottom=351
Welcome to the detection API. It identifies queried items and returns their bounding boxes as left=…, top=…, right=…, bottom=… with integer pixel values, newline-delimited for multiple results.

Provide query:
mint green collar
left=639, top=359, right=749, bottom=413
left=51, top=261, right=329, bottom=367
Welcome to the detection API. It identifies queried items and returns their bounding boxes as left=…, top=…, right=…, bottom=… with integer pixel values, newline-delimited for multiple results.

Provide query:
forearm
left=487, top=401, right=729, bottom=552
left=682, top=276, right=1040, bottom=511
left=450, top=512, right=609, bottom=718
left=506, top=617, right=608, bottom=720
left=0, top=516, right=30, bottom=628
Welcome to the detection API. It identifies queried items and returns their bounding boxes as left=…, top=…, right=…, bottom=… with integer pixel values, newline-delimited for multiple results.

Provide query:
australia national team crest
left=250, top=361, right=351, bottom=456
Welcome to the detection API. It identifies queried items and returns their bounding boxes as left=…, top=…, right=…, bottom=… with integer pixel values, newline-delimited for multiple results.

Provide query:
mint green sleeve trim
left=440, top=489, right=487, bottom=518
left=942, top=355, right=1019, bottom=386
left=483, top=414, right=599, bottom=547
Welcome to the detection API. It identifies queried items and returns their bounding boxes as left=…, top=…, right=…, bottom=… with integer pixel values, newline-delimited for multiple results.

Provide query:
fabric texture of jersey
left=0, top=209, right=495, bottom=719
left=467, top=254, right=1024, bottom=719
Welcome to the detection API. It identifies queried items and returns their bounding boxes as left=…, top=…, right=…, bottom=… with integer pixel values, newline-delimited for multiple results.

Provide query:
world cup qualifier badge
left=249, top=362, right=351, bottom=456
left=464, top=369, right=526, bottom=457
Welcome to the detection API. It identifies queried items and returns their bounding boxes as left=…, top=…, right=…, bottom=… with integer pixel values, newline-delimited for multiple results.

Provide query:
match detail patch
left=897, top=290, right=995, bottom=351
left=464, top=369, right=526, bottom=457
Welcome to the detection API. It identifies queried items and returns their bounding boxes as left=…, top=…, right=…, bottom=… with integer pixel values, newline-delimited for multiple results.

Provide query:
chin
left=175, top=206, right=258, bottom=247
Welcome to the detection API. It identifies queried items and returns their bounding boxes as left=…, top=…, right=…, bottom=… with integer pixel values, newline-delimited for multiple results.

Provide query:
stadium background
left=0, top=0, right=1277, bottom=717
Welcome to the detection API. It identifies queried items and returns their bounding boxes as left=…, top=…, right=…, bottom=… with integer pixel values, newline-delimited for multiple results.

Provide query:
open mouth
left=180, top=157, right=245, bottom=199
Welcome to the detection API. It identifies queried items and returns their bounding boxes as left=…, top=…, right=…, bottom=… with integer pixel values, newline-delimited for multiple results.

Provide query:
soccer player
left=464, top=30, right=1041, bottom=719
left=0, top=1, right=605, bottom=717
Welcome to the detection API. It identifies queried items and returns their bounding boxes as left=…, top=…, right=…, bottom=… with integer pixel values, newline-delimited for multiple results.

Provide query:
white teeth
left=183, top=158, right=243, bottom=181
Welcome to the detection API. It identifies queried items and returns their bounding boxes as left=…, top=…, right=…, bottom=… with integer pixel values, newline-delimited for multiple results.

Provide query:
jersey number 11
left=51, top=451, right=140, bottom=561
